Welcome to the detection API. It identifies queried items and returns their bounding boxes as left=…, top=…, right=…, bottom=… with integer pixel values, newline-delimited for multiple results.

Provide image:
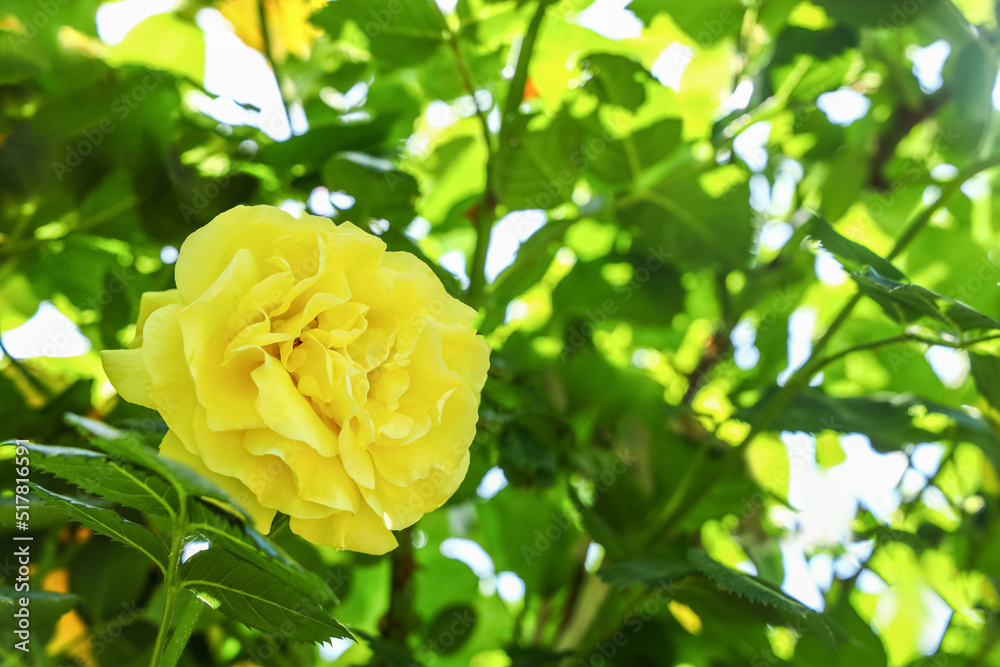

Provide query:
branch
left=467, top=0, right=550, bottom=305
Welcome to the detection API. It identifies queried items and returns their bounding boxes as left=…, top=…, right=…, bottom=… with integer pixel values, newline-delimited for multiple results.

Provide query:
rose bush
left=102, top=206, right=490, bottom=554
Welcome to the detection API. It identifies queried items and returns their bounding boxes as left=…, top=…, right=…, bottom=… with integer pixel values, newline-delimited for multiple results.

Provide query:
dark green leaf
left=740, top=388, right=1000, bottom=471
left=627, top=0, right=745, bottom=44
left=598, top=558, right=695, bottom=589
left=809, top=217, right=906, bottom=281
left=32, top=485, right=169, bottom=569
left=65, top=414, right=254, bottom=521
left=184, top=502, right=338, bottom=608
left=27, top=442, right=176, bottom=516
left=581, top=53, right=648, bottom=109
left=794, top=595, right=887, bottom=666
left=312, top=0, right=446, bottom=69
left=178, top=548, right=351, bottom=643
left=851, top=268, right=1000, bottom=332
left=494, top=113, right=585, bottom=210
left=321, top=151, right=418, bottom=225
left=688, top=549, right=813, bottom=617
left=970, top=353, right=1000, bottom=413
left=427, top=604, right=477, bottom=654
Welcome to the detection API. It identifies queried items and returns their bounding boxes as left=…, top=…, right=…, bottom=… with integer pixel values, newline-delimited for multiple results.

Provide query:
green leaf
left=480, top=220, right=572, bottom=335
left=740, top=389, right=1000, bottom=472
left=550, top=251, right=684, bottom=329
left=494, top=112, right=585, bottom=210
left=178, top=548, right=352, bottom=643
left=257, top=116, right=397, bottom=172
left=620, top=168, right=753, bottom=270
left=312, top=0, right=446, bottom=69
left=496, top=414, right=569, bottom=488
left=65, top=414, right=253, bottom=521
left=0, top=588, right=81, bottom=650
left=477, top=487, right=581, bottom=595
left=812, top=0, right=933, bottom=27
left=32, top=485, right=169, bottom=570
left=321, top=152, right=418, bottom=226
left=0, top=29, right=48, bottom=85
left=585, top=117, right=684, bottom=188
left=26, top=443, right=176, bottom=516
left=627, top=0, right=745, bottom=43
left=70, top=539, right=150, bottom=623
left=427, top=604, right=477, bottom=654
left=970, top=353, right=1000, bottom=413
left=851, top=268, right=1000, bottom=332
left=581, top=53, right=649, bottom=109
left=184, top=502, right=338, bottom=608
left=793, top=595, right=887, bottom=666
left=108, top=14, right=205, bottom=84
left=598, top=558, right=695, bottom=589
left=808, top=217, right=906, bottom=281
left=688, top=549, right=813, bottom=618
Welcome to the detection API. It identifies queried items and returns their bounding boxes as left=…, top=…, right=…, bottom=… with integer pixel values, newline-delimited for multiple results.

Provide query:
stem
left=149, top=504, right=187, bottom=667
left=379, top=526, right=415, bottom=653
left=468, top=0, right=550, bottom=304
left=257, top=0, right=295, bottom=133
left=0, top=333, right=53, bottom=399
left=498, top=0, right=550, bottom=145
left=0, top=195, right=140, bottom=257
left=437, top=6, right=497, bottom=306
left=814, top=332, right=1000, bottom=371
left=159, top=591, right=204, bottom=667
left=468, top=200, right=495, bottom=306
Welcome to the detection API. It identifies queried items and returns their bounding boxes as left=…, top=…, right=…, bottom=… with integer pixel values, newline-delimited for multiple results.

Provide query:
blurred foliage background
left=5, top=0, right=1000, bottom=665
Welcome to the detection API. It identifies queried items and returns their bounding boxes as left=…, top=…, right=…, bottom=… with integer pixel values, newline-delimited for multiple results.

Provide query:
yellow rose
left=101, top=206, right=490, bottom=554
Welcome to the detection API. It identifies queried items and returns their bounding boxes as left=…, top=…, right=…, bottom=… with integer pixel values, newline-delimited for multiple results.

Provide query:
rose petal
left=101, top=348, right=156, bottom=409
left=289, top=499, right=397, bottom=554
left=160, top=429, right=276, bottom=533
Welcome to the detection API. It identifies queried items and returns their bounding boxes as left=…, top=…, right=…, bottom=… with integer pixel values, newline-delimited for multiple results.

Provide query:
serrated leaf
left=65, top=414, right=253, bottom=521
left=808, top=217, right=906, bottom=281
left=32, top=485, right=169, bottom=570
left=184, top=502, right=337, bottom=607
left=851, top=268, right=1000, bottom=332
left=179, top=548, right=351, bottom=643
left=598, top=558, right=695, bottom=589
left=688, top=549, right=813, bottom=618
left=27, top=443, right=176, bottom=516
